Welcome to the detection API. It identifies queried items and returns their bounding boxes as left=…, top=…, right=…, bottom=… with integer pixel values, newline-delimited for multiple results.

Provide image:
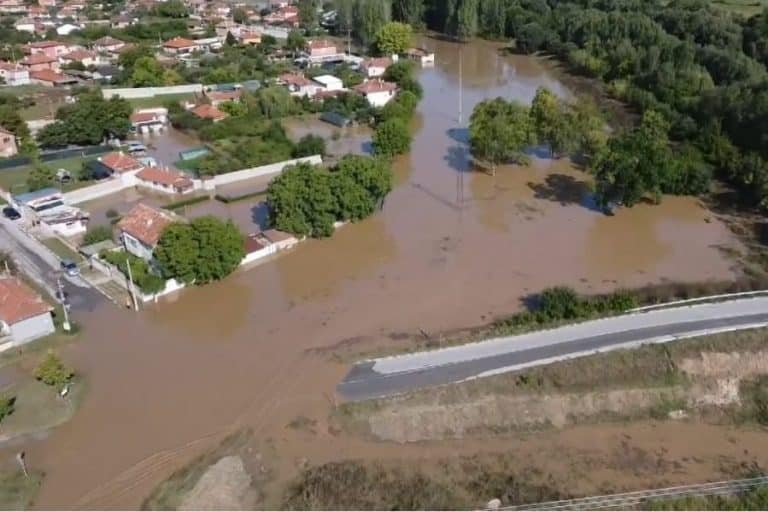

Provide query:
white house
left=134, top=167, right=195, bottom=195
left=278, top=73, right=319, bottom=97
left=312, top=74, right=343, bottom=92
left=117, top=203, right=176, bottom=261
left=0, top=62, right=30, bottom=86
left=13, top=17, right=35, bottom=33
left=56, top=23, right=81, bottom=36
left=360, top=56, right=394, bottom=78
left=0, top=277, right=54, bottom=349
left=130, top=108, right=168, bottom=134
left=354, top=79, right=397, bottom=107
left=406, top=47, right=435, bottom=66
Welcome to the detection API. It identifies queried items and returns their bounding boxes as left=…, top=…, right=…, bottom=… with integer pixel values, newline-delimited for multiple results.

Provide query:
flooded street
left=26, top=38, right=739, bottom=509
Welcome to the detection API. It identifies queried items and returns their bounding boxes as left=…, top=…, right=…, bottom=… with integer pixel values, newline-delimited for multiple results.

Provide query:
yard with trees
left=267, top=156, right=393, bottom=238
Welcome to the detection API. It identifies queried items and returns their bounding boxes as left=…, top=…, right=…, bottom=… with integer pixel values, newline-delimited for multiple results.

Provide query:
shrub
left=292, top=134, right=327, bottom=158
left=100, top=250, right=166, bottom=294
left=372, top=118, right=411, bottom=157
left=34, top=352, right=74, bottom=388
left=83, top=225, right=113, bottom=245
left=0, top=394, right=15, bottom=423
left=160, top=195, right=209, bottom=211
left=105, top=208, right=119, bottom=219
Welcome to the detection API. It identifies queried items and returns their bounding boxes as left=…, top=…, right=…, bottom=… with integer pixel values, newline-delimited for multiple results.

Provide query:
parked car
left=2, top=206, right=20, bottom=220
left=60, top=260, right=80, bottom=277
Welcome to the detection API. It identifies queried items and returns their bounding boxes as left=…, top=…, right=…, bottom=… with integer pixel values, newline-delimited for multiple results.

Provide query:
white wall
left=102, top=84, right=203, bottom=99
left=63, top=178, right=127, bottom=205
left=10, top=314, right=55, bottom=345
left=201, top=155, right=323, bottom=188
left=241, top=244, right=276, bottom=265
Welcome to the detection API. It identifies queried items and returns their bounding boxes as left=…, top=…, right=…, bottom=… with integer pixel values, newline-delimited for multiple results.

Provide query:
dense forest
left=337, top=0, right=768, bottom=209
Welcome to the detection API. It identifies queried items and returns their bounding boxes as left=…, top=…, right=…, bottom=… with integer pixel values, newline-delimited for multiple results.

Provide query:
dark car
left=60, top=260, right=80, bottom=277
left=2, top=206, right=20, bottom=220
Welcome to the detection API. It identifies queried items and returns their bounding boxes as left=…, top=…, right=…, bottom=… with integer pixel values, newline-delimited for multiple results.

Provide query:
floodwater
left=23, top=38, right=740, bottom=509
left=283, top=117, right=374, bottom=157
left=133, top=128, right=202, bottom=171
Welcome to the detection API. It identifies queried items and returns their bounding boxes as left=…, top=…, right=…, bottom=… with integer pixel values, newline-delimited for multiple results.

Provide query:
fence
left=0, top=145, right=111, bottom=170
left=102, top=84, right=203, bottom=99
left=198, top=155, right=323, bottom=190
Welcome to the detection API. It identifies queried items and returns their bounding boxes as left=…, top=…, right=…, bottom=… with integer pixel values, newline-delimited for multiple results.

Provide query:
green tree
left=393, top=0, right=425, bottom=28
left=293, top=134, right=326, bottom=157
left=354, top=0, right=391, bottom=47
left=256, top=86, right=300, bottom=118
left=333, top=154, right=393, bottom=220
left=383, top=61, right=423, bottom=98
left=375, top=22, right=413, bottom=56
left=469, top=97, right=533, bottom=173
left=83, top=225, right=113, bottom=245
left=131, top=56, right=165, bottom=86
left=298, top=0, right=318, bottom=28
left=155, top=217, right=245, bottom=284
left=529, top=87, right=576, bottom=157
left=26, top=162, right=56, bottom=191
left=0, top=394, right=15, bottom=423
left=34, top=352, right=74, bottom=388
left=267, top=163, right=340, bottom=237
left=154, top=0, right=187, bottom=18
left=373, top=117, right=411, bottom=157
left=225, top=30, right=238, bottom=46
left=117, top=44, right=154, bottom=72
left=232, top=7, right=248, bottom=24
left=286, top=29, right=307, bottom=57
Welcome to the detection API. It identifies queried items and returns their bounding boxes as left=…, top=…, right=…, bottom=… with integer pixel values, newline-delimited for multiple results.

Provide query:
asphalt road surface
left=0, top=219, right=101, bottom=312
left=338, top=297, right=768, bottom=402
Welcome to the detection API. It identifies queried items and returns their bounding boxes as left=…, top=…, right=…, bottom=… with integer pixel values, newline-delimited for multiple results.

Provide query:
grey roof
left=13, top=188, right=61, bottom=205
left=320, top=111, right=351, bottom=127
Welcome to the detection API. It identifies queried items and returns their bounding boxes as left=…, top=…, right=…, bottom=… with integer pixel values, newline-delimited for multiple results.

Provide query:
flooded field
left=283, top=117, right=373, bottom=158
left=22, top=37, right=743, bottom=508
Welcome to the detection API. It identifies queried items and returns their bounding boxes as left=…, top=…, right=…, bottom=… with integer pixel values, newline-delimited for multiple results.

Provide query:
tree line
left=343, top=0, right=768, bottom=210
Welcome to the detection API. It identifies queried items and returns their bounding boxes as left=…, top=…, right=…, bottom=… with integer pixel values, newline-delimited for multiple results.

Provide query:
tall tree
left=375, top=22, right=413, bottom=56
left=470, top=97, right=533, bottom=173
left=298, top=0, right=318, bottom=28
left=393, top=0, right=425, bottom=28
left=354, top=0, right=392, bottom=47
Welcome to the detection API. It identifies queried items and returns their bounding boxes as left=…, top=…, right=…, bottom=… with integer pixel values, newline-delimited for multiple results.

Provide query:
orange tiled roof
left=0, top=277, right=52, bottom=325
left=117, top=203, right=175, bottom=247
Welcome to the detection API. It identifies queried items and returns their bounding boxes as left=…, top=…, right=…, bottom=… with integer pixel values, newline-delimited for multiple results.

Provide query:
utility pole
left=15, top=452, right=28, bottom=478
left=346, top=27, right=351, bottom=55
left=458, top=44, right=463, bottom=125
left=125, top=258, right=138, bottom=311
left=56, top=277, right=71, bottom=332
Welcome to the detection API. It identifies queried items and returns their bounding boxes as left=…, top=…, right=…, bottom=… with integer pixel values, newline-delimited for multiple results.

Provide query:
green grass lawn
left=127, top=93, right=196, bottom=109
left=40, top=237, right=83, bottom=262
left=0, top=156, right=101, bottom=195
left=0, top=470, right=42, bottom=510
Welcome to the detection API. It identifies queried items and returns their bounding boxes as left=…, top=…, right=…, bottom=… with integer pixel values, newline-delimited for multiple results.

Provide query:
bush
left=105, top=208, right=119, bottom=219
left=292, top=134, right=326, bottom=158
left=100, top=250, right=166, bottom=294
left=373, top=118, right=411, bottom=157
left=34, top=352, right=74, bottom=388
left=0, top=394, right=15, bottom=423
left=83, top=225, right=113, bottom=245
left=160, top=195, right=209, bottom=211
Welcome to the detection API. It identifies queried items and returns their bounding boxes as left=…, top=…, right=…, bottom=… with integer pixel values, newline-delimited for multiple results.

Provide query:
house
left=27, top=5, right=50, bottom=18
left=56, top=23, right=81, bottom=36
left=263, top=5, right=298, bottom=26
left=205, top=89, right=242, bottom=106
left=191, top=103, right=228, bottom=122
left=162, top=37, right=199, bottom=55
left=130, top=108, right=168, bottom=134
left=0, top=62, right=30, bottom=86
left=25, top=40, right=69, bottom=58
left=14, top=17, right=36, bottom=33
left=238, top=29, right=262, bottom=46
left=55, top=5, right=79, bottom=18
left=38, top=0, right=58, bottom=7
left=305, top=39, right=337, bottom=58
left=117, top=203, right=176, bottom=261
left=0, top=127, right=18, bottom=157
left=406, top=47, right=435, bottom=66
left=354, top=79, right=397, bottom=107
left=60, top=49, right=98, bottom=67
left=29, top=69, right=76, bottom=87
left=135, top=167, right=194, bottom=195
left=0, top=0, right=25, bottom=14
left=259, top=229, right=298, bottom=251
left=361, top=57, right=394, bottom=78
left=98, top=151, right=144, bottom=177
left=312, top=74, right=343, bottom=92
left=93, top=35, right=125, bottom=53
left=278, top=72, right=318, bottom=97
left=20, top=53, right=60, bottom=72
left=0, top=277, right=54, bottom=348
left=12, top=188, right=89, bottom=236
left=92, top=64, right=120, bottom=82
left=110, top=14, right=135, bottom=29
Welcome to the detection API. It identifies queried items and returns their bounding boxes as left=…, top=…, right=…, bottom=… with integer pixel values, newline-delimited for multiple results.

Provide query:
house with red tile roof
left=98, top=151, right=144, bottom=176
left=130, top=108, right=168, bottom=134
left=162, top=37, right=199, bottom=54
left=191, top=103, right=228, bottom=122
left=354, top=79, right=397, bottom=107
left=278, top=72, right=318, bottom=97
left=20, top=53, right=60, bottom=72
left=0, top=277, right=54, bottom=347
left=263, top=4, right=298, bottom=26
left=117, top=203, right=177, bottom=261
left=60, top=49, right=98, bottom=67
left=135, top=167, right=194, bottom=195
left=93, top=35, right=125, bottom=53
left=361, top=56, right=394, bottom=78
left=25, top=40, right=69, bottom=58
left=29, top=69, right=76, bottom=87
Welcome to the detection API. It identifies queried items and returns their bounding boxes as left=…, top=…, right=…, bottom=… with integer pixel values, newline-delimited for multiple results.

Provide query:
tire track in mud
left=72, top=350, right=323, bottom=509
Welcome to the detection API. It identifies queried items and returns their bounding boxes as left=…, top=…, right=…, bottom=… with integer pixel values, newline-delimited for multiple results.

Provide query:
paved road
left=337, top=297, right=768, bottom=402
left=0, top=219, right=101, bottom=313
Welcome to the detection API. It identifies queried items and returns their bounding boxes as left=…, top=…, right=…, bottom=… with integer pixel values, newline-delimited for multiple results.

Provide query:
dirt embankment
left=337, top=330, right=768, bottom=443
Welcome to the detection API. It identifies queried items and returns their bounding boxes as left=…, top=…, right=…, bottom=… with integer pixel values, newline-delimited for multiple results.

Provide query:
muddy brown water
left=22, top=38, right=740, bottom=509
